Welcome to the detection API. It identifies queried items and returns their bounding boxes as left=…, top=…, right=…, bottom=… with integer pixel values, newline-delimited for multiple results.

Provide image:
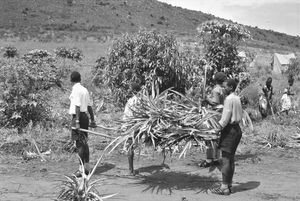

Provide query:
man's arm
left=75, top=106, right=80, bottom=129
left=218, top=98, right=232, bottom=129
left=88, top=106, right=95, bottom=121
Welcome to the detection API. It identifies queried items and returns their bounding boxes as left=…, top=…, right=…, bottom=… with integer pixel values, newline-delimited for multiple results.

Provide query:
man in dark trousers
left=212, top=79, right=243, bottom=195
left=69, top=71, right=96, bottom=176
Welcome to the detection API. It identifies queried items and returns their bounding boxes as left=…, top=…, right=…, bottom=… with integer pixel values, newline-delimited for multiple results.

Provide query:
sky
left=158, top=0, right=300, bottom=36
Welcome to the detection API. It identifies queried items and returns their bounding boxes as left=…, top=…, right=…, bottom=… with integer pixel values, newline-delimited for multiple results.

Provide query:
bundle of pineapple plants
left=107, top=88, right=222, bottom=158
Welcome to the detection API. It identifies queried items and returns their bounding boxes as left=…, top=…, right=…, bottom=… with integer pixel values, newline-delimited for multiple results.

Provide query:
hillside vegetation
left=0, top=0, right=299, bottom=50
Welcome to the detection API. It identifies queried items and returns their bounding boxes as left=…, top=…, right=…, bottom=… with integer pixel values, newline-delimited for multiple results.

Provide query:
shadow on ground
left=232, top=181, right=260, bottom=193
left=135, top=165, right=220, bottom=195
left=235, top=153, right=262, bottom=164
left=93, top=163, right=116, bottom=175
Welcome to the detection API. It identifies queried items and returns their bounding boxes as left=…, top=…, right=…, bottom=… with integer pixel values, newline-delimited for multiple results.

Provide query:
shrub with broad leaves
left=2, top=46, right=19, bottom=58
left=0, top=59, right=63, bottom=132
left=55, top=47, right=83, bottom=62
left=92, top=30, right=186, bottom=106
left=22, top=49, right=54, bottom=64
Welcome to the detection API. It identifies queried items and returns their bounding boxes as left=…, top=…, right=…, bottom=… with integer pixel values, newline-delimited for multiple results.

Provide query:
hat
left=283, top=88, right=288, bottom=93
left=214, top=72, right=227, bottom=82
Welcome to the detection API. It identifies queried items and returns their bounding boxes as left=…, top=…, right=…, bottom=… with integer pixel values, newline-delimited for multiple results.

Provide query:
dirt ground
left=1, top=144, right=300, bottom=201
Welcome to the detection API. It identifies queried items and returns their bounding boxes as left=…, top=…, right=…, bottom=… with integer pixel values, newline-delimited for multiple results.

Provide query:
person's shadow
left=134, top=167, right=220, bottom=195
left=93, top=163, right=116, bottom=175
left=232, top=181, right=260, bottom=193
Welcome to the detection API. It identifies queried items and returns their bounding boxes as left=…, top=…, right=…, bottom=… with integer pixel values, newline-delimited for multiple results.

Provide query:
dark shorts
left=219, top=124, right=242, bottom=154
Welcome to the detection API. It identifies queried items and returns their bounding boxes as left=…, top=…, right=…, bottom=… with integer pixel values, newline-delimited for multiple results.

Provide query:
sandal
left=198, top=160, right=212, bottom=168
left=211, top=187, right=231, bottom=195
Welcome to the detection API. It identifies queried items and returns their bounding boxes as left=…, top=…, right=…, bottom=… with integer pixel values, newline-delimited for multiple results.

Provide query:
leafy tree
left=197, top=20, right=251, bottom=87
left=93, top=30, right=186, bottom=106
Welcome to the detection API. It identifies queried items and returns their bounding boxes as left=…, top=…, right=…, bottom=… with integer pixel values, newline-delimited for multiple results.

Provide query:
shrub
left=2, top=46, right=18, bottom=58
left=22, top=49, right=54, bottom=64
left=0, top=59, right=63, bottom=132
left=55, top=47, right=83, bottom=62
left=93, top=30, right=186, bottom=106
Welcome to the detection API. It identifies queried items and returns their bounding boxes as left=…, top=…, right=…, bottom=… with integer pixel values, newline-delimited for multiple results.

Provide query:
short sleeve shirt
left=69, top=83, right=92, bottom=115
left=219, top=93, right=243, bottom=128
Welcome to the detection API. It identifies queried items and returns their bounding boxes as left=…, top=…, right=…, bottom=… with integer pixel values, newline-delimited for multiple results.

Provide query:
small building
left=272, top=53, right=296, bottom=74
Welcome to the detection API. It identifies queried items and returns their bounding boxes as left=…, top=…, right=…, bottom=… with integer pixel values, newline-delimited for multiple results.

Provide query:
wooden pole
left=202, top=64, right=208, bottom=100
left=71, top=127, right=115, bottom=139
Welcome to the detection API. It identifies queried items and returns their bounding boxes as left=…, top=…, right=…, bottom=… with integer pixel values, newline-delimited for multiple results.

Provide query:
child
left=280, top=88, right=292, bottom=115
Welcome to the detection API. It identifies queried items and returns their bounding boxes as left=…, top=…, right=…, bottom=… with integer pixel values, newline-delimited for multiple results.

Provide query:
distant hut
left=272, top=53, right=296, bottom=74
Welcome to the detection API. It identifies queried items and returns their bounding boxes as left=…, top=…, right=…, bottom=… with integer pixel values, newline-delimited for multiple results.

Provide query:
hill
left=0, top=0, right=299, bottom=50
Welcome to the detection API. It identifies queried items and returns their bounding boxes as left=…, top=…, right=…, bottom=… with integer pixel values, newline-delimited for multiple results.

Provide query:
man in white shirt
left=69, top=71, right=96, bottom=176
left=212, top=79, right=243, bottom=195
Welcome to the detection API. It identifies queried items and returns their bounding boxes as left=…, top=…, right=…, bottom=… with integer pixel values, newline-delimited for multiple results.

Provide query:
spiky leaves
left=57, top=155, right=117, bottom=201
left=107, top=89, right=221, bottom=158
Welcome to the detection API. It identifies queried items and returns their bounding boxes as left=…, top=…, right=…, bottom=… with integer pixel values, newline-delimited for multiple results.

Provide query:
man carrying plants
left=212, top=79, right=243, bottom=195
left=69, top=71, right=96, bottom=177
left=199, top=72, right=227, bottom=168
left=122, top=83, right=141, bottom=175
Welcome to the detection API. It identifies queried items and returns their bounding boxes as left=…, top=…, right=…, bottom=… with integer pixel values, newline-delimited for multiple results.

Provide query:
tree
left=93, top=30, right=186, bottom=106
left=197, top=20, right=251, bottom=87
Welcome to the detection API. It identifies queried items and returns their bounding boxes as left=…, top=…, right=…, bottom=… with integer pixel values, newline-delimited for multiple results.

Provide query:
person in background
left=123, top=83, right=141, bottom=175
left=280, top=88, right=292, bottom=115
left=212, top=79, right=243, bottom=195
left=280, top=75, right=295, bottom=115
left=259, top=77, right=274, bottom=118
left=199, top=72, right=227, bottom=168
left=69, top=71, right=96, bottom=177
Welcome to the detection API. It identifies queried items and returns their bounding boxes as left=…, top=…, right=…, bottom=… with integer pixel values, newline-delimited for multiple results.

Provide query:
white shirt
left=123, top=95, right=139, bottom=120
left=281, top=93, right=291, bottom=111
left=219, top=93, right=243, bottom=128
left=69, top=83, right=92, bottom=115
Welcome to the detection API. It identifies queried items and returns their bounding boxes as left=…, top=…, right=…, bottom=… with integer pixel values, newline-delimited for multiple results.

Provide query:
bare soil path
left=1, top=147, right=300, bottom=201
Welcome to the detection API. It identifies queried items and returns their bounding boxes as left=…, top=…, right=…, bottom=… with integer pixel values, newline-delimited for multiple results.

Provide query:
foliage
left=179, top=46, right=206, bottom=90
left=57, top=154, right=117, bottom=201
left=22, top=49, right=54, bottom=64
left=93, top=30, right=186, bottom=106
left=55, top=47, right=83, bottom=62
left=0, top=59, right=63, bottom=131
left=1, top=46, right=19, bottom=58
left=286, top=58, right=300, bottom=79
left=197, top=20, right=251, bottom=87
left=106, top=89, right=221, bottom=158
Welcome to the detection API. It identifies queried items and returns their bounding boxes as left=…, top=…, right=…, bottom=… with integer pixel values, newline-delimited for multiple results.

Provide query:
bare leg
left=127, top=138, right=135, bottom=175
left=161, top=147, right=166, bottom=165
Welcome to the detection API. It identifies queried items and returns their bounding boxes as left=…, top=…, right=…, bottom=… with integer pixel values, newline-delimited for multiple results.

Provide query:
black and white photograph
left=0, top=0, right=299, bottom=200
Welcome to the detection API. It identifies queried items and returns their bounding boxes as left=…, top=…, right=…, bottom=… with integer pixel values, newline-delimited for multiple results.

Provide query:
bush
left=93, top=30, right=186, bottom=106
left=22, top=49, right=54, bottom=64
left=54, top=47, right=83, bottom=62
left=0, top=59, right=63, bottom=132
left=2, top=46, right=18, bottom=58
